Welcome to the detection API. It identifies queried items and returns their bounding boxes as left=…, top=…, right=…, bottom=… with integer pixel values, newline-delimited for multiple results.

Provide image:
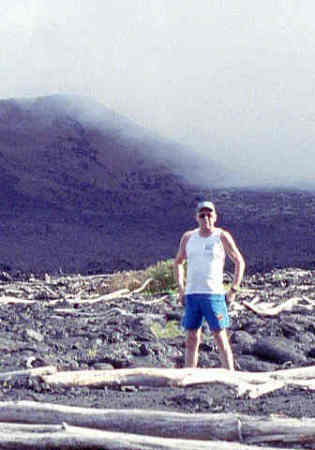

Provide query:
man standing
left=174, top=201, right=245, bottom=370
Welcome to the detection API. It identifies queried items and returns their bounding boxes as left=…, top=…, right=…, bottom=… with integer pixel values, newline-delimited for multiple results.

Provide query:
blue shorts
left=182, top=294, right=229, bottom=332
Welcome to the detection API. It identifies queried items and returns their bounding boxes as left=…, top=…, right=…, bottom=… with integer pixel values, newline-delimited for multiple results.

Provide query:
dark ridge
left=0, top=94, right=314, bottom=275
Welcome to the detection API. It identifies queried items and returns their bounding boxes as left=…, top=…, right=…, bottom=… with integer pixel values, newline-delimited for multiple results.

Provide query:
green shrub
left=145, top=259, right=177, bottom=293
left=151, top=320, right=183, bottom=339
left=105, top=258, right=183, bottom=295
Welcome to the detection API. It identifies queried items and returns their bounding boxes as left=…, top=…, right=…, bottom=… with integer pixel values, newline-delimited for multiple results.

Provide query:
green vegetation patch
left=151, top=320, right=183, bottom=340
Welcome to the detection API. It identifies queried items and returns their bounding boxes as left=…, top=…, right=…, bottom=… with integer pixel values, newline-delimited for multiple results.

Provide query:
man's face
left=196, top=207, right=217, bottom=229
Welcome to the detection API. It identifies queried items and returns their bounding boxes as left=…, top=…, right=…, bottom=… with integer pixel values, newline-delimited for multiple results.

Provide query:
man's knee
left=213, top=329, right=231, bottom=350
left=186, top=329, right=201, bottom=348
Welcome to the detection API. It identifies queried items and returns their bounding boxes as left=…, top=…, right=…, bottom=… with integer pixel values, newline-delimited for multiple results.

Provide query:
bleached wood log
left=249, top=295, right=261, bottom=304
left=52, top=307, right=164, bottom=320
left=1, top=288, right=22, bottom=296
left=42, top=365, right=315, bottom=386
left=287, top=379, right=315, bottom=389
left=301, top=295, right=315, bottom=310
left=0, top=296, right=35, bottom=304
left=0, top=366, right=57, bottom=382
left=0, top=421, right=284, bottom=449
left=0, top=422, right=62, bottom=432
left=68, top=288, right=130, bottom=304
left=130, top=277, right=153, bottom=294
left=0, top=403, right=314, bottom=447
left=230, top=364, right=315, bottom=387
left=263, top=364, right=315, bottom=380
left=41, top=366, right=315, bottom=398
left=0, top=401, right=239, bottom=441
left=49, top=288, right=131, bottom=305
left=41, top=286, right=59, bottom=299
left=128, top=295, right=168, bottom=304
left=41, top=367, right=251, bottom=391
left=242, top=380, right=286, bottom=399
left=244, top=416, right=315, bottom=445
left=243, top=296, right=299, bottom=316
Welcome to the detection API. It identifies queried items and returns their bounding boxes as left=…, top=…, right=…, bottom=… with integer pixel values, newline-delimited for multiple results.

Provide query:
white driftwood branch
left=0, top=423, right=281, bottom=450
left=244, top=415, right=315, bottom=445
left=65, top=288, right=131, bottom=304
left=0, top=401, right=239, bottom=441
left=0, top=296, right=35, bottom=304
left=264, top=364, right=315, bottom=380
left=127, top=295, right=168, bottom=305
left=243, top=296, right=300, bottom=316
left=243, top=380, right=285, bottom=399
left=130, top=277, right=153, bottom=294
left=0, top=366, right=57, bottom=382
left=41, top=367, right=248, bottom=389
left=0, top=402, right=314, bottom=447
left=41, top=366, right=315, bottom=399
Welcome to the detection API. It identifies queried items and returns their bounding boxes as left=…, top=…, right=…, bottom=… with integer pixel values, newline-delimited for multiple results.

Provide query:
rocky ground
left=0, top=266, right=314, bottom=425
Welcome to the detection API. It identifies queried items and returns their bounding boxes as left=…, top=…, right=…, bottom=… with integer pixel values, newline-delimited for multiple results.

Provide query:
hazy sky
left=1, top=0, right=315, bottom=188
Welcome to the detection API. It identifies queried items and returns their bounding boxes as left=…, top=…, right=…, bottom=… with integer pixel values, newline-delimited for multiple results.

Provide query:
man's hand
left=177, top=288, right=185, bottom=305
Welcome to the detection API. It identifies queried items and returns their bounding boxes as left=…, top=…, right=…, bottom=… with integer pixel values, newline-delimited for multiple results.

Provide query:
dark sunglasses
left=199, top=210, right=214, bottom=218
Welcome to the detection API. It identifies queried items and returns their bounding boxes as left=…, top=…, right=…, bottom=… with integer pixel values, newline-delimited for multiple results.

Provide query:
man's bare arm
left=174, top=232, right=191, bottom=302
left=221, top=230, right=245, bottom=294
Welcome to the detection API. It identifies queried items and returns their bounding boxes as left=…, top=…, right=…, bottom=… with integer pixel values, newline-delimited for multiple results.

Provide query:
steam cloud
left=1, top=0, right=315, bottom=189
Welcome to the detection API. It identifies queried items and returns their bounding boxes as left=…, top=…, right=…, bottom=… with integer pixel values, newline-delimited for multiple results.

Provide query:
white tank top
left=185, top=228, right=225, bottom=294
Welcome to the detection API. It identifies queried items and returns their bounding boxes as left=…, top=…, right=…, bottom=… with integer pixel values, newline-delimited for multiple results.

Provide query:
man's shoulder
left=186, top=227, right=198, bottom=234
left=182, top=228, right=198, bottom=242
left=214, top=226, right=229, bottom=234
left=219, top=228, right=236, bottom=247
left=184, top=228, right=198, bottom=237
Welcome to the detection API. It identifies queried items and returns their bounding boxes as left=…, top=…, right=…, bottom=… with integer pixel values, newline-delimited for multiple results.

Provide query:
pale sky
left=1, top=0, right=315, bottom=188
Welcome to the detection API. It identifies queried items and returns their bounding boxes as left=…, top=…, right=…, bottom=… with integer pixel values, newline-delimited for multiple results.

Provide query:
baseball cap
left=196, top=201, right=216, bottom=213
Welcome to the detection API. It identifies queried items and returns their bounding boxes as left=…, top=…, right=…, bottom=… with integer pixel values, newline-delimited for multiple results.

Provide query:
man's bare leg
left=185, top=328, right=201, bottom=367
left=213, top=329, right=234, bottom=370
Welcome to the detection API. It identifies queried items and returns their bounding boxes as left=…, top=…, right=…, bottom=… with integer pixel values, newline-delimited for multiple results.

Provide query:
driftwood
left=52, top=308, right=162, bottom=324
left=0, top=296, right=35, bottom=305
left=243, top=296, right=300, bottom=316
left=126, top=295, right=169, bottom=306
left=0, top=422, right=281, bottom=450
left=0, top=401, right=240, bottom=441
left=302, top=295, right=315, bottom=310
left=131, top=277, right=153, bottom=294
left=0, top=366, right=57, bottom=383
left=0, top=275, right=157, bottom=307
left=64, top=288, right=131, bottom=304
left=0, top=401, right=314, bottom=447
left=41, top=366, right=315, bottom=399
left=72, top=278, right=154, bottom=304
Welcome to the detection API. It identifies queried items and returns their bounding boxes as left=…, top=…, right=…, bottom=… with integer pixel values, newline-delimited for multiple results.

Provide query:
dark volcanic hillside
left=0, top=94, right=314, bottom=275
left=0, top=94, right=226, bottom=274
left=0, top=94, right=210, bottom=212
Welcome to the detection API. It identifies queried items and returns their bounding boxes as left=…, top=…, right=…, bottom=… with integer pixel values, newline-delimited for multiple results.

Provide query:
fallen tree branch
left=65, top=288, right=131, bottom=304
left=130, top=277, right=153, bottom=294
left=242, top=380, right=285, bottom=399
left=302, top=295, right=315, bottom=309
left=127, top=295, right=168, bottom=305
left=0, top=402, right=314, bottom=447
left=0, top=366, right=57, bottom=383
left=0, top=296, right=35, bottom=304
left=41, top=366, right=315, bottom=398
left=41, top=367, right=250, bottom=392
left=264, top=364, right=315, bottom=380
left=0, top=422, right=281, bottom=450
left=243, top=296, right=300, bottom=316
left=0, top=401, right=240, bottom=441
left=244, top=415, right=315, bottom=445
